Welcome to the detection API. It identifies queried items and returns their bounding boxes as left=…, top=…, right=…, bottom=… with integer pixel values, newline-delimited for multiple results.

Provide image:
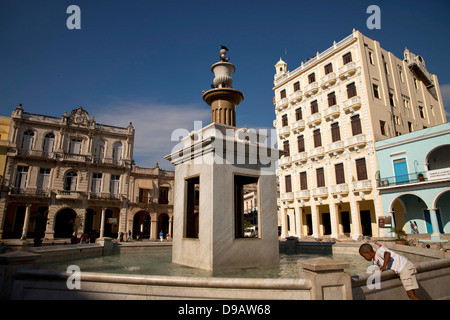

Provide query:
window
left=43, top=133, right=55, bottom=156
left=293, top=81, right=300, bottom=92
left=110, top=175, right=120, bottom=195
left=373, top=84, right=380, bottom=99
left=69, top=139, right=82, bottom=154
left=399, top=68, right=404, bottom=82
left=21, top=130, right=34, bottom=151
left=324, top=63, right=333, bottom=75
left=38, top=168, right=51, bottom=191
left=15, top=166, right=29, bottom=189
left=64, top=171, right=78, bottom=191
left=327, top=92, right=336, bottom=106
left=297, top=135, right=305, bottom=152
left=343, top=52, right=352, bottom=65
left=380, top=120, right=386, bottom=136
left=159, top=187, right=169, bottom=204
left=285, top=175, right=292, bottom=193
left=308, top=73, right=316, bottom=84
left=316, top=168, right=325, bottom=187
left=94, top=140, right=105, bottom=163
left=283, top=140, right=290, bottom=157
left=91, top=173, right=102, bottom=194
left=280, top=89, right=286, bottom=99
left=313, top=129, right=322, bottom=148
left=408, top=122, right=413, bottom=133
left=389, top=93, right=395, bottom=107
left=310, top=100, right=319, bottom=114
left=356, top=158, right=368, bottom=181
left=113, top=142, right=123, bottom=165
left=419, top=106, right=425, bottom=119
left=234, top=175, right=258, bottom=238
left=295, top=108, right=303, bottom=121
left=298, top=172, right=307, bottom=191
left=351, top=115, right=362, bottom=136
left=368, top=51, right=374, bottom=65
left=347, top=82, right=357, bottom=99
left=186, top=176, right=200, bottom=238
left=331, top=122, right=341, bottom=142
left=414, top=78, right=418, bottom=89
left=335, top=163, right=345, bottom=184
left=281, top=114, right=288, bottom=127
left=139, top=188, right=150, bottom=203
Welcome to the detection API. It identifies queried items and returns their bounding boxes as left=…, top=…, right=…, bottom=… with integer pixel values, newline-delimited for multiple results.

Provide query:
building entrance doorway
left=360, top=210, right=372, bottom=236
left=133, top=211, right=150, bottom=239
left=54, top=208, right=77, bottom=238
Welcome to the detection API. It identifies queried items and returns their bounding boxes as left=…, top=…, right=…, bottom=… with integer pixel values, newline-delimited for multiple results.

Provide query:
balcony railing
left=323, top=105, right=340, bottom=121
left=278, top=126, right=290, bottom=137
left=281, top=192, right=294, bottom=201
left=306, top=113, right=322, bottom=127
left=295, top=190, right=310, bottom=200
left=377, top=171, right=428, bottom=188
left=321, top=72, right=336, bottom=88
left=291, top=119, right=306, bottom=132
left=351, top=180, right=372, bottom=192
left=292, top=152, right=308, bottom=163
left=330, top=183, right=349, bottom=195
left=304, top=82, right=319, bottom=97
left=339, top=62, right=357, bottom=78
left=276, top=98, right=289, bottom=111
left=289, top=91, right=303, bottom=102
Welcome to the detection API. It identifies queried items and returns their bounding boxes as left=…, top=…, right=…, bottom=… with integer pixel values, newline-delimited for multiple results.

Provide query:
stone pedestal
left=298, top=257, right=352, bottom=300
left=96, top=237, right=114, bottom=256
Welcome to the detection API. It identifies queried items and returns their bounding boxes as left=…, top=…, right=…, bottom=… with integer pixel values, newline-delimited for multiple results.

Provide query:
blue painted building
left=375, top=122, right=450, bottom=240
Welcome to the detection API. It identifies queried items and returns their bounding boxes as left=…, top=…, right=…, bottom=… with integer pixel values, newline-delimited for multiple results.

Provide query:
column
left=280, top=202, right=287, bottom=238
left=150, top=213, right=158, bottom=240
left=428, top=208, right=442, bottom=241
left=99, top=208, right=106, bottom=238
left=21, top=204, right=32, bottom=239
left=294, top=203, right=303, bottom=238
left=168, top=215, right=173, bottom=238
left=350, top=199, right=362, bottom=240
left=311, top=203, right=320, bottom=238
left=330, top=203, right=339, bottom=238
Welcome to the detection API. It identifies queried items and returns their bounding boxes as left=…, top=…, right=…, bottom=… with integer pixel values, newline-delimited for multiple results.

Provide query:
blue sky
left=1, top=0, right=449, bottom=169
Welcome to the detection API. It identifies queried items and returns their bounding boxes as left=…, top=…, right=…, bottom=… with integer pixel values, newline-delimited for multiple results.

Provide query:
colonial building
left=0, top=105, right=135, bottom=240
left=127, top=163, right=174, bottom=240
left=375, top=122, right=450, bottom=241
left=273, top=30, right=446, bottom=240
left=0, top=116, right=11, bottom=186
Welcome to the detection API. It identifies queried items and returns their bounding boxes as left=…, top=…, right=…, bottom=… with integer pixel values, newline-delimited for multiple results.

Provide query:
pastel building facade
left=375, top=122, right=450, bottom=240
left=273, top=30, right=446, bottom=240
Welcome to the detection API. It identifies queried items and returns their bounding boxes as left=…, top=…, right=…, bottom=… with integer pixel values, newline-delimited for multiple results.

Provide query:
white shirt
left=374, top=245, right=408, bottom=273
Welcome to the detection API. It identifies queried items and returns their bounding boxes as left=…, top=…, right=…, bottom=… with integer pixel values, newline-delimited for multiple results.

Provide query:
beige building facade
left=0, top=105, right=137, bottom=240
left=273, top=30, right=446, bottom=240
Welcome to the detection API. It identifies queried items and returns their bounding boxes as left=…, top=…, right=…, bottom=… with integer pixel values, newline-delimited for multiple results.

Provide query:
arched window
left=94, top=140, right=105, bottom=163
left=113, top=142, right=123, bottom=165
left=21, top=130, right=34, bottom=151
left=64, top=171, right=78, bottom=191
left=43, top=133, right=55, bottom=156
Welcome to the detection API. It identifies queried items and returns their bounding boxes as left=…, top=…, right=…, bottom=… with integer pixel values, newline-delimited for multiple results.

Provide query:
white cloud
left=95, top=101, right=210, bottom=170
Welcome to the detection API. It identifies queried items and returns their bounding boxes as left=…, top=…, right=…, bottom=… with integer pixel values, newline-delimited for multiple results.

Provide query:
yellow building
left=273, top=29, right=446, bottom=240
left=0, top=116, right=11, bottom=186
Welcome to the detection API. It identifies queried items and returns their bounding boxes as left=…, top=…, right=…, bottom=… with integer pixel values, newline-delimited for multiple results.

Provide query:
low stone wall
left=351, top=258, right=450, bottom=300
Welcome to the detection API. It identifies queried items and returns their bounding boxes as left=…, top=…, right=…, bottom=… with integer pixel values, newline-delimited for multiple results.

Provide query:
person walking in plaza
left=159, top=230, right=164, bottom=242
left=126, top=230, right=132, bottom=242
left=359, top=243, right=420, bottom=300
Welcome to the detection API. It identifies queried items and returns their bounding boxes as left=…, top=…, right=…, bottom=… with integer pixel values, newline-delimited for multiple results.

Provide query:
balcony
left=295, top=190, right=310, bottom=200
left=10, top=187, right=51, bottom=197
left=342, top=96, right=362, bottom=114
left=55, top=190, right=83, bottom=200
left=278, top=126, right=291, bottom=137
left=323, top=105, right=340, bottom=121
left=276, top=98, right=289, bottom=111
left=351, top=180, right=372, bottom=192
left=291, top=119, right=306, bottom=132
left=326, top=140, right=345, bottom=155
left=292, top=151, right=308, bottom=163
left=89, top=192, right=122, bottom=201
left=279, top=156, right=292, bottom=167
left=17, top=149, right=57, bottom=160
left=330, top=183, right=349, bottom=195
left=377, top=168, right=450, bottom=189
left=309, top=146, right=325, bottom=159
left=306, top=112, right=322, bottom=127
left=289, top=90, right=303, bottom=103
left=311, top=187, right=328, bottom=198
left=321, top=72, right=336, bottom=88
left=339, top=62, right=357, bottom=79
left=304, top=82, right=319, bottom=97
left=347, top=134, right=366, bottom=150
left=281, top=192, right=294, bottom=202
